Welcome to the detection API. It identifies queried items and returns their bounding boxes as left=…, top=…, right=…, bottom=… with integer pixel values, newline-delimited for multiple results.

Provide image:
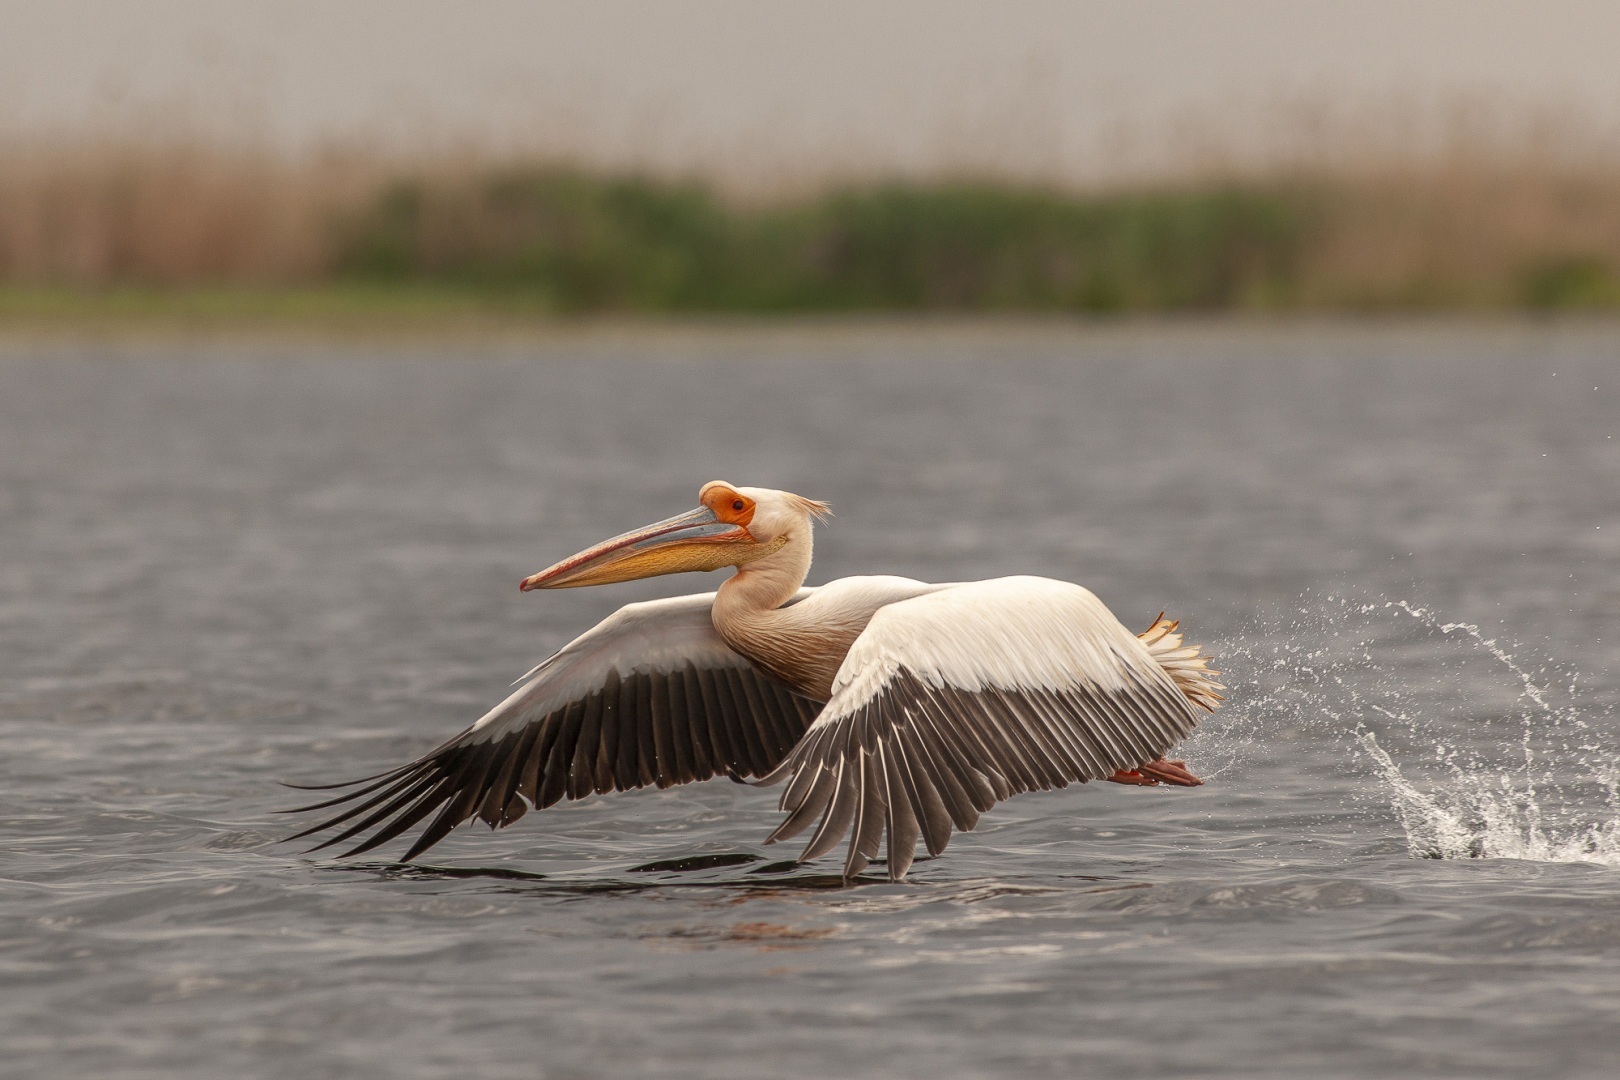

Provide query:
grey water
left=3, top=321, right=1618, bottom=1079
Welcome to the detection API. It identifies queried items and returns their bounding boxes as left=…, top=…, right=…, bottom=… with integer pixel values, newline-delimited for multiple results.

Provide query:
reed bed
left=1, top=136, right=1618, bottom=314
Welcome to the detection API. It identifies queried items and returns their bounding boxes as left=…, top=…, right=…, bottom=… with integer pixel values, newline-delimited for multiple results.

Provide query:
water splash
left=1365, top=599, right=1620, bottom=866
left=1386, top=600, right=1558, bottom=715
left=1356, top=729, right=1620, bottom=865
left=1190, top=588, right=1619, bottom=867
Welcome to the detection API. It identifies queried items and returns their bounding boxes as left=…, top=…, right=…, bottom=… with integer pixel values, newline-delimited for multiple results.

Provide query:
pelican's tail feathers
left=1138, top=613, right=1225, bottom=712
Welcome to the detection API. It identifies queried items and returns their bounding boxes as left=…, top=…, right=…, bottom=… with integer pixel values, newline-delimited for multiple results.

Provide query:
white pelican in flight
left=288, top=482, right=1223, bottom=880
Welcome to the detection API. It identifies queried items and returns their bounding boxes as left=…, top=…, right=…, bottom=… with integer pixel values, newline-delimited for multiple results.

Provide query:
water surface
left=3, top=322, right=1618, bottom=1078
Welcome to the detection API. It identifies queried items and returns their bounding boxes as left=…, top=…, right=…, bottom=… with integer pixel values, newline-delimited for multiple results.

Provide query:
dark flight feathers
left=284, top=660, right=820, bottom=861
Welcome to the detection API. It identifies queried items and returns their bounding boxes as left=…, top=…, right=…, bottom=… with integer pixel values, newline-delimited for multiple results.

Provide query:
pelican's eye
left=702, top=486, right=756, bottom=526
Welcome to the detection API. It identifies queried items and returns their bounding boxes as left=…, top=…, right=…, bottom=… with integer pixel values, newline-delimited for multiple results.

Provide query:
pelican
left=287, top=482, right=1223, bottom=880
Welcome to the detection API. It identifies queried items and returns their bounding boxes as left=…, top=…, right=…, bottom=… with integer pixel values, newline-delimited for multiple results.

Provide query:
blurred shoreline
left=3, top=299, right=1618, bottom=350
left=3, top=130, right=1620, bottom=328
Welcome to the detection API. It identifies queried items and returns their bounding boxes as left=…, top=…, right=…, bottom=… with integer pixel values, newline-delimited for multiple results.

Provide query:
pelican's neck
left=712, top=532, right=839, bottom=698
left=714, top=532, right=812, bottom=621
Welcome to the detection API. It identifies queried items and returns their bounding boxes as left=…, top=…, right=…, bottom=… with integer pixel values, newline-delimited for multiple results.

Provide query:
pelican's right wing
left=759, top=577, right=1220, bottom=880
left=285, top=591, right=821, bottom=861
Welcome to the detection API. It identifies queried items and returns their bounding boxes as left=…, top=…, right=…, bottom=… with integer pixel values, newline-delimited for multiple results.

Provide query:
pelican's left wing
left=285, top=591, right=821, bottom=861
left=760, top=577, right=1215, bottom=880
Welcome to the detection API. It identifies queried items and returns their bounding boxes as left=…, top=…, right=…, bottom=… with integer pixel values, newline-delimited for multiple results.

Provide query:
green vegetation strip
left=336, top=174, right=1309, bottom=314
left=4, top=168, right=1620, bottom=319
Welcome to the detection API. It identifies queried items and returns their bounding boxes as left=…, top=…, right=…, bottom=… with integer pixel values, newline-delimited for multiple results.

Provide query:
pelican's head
left=519, top=481, right=831, bottom=591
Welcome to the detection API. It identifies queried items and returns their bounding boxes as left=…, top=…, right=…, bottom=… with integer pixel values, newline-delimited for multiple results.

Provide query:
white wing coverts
left=759, top=577, right=1211, bottom=880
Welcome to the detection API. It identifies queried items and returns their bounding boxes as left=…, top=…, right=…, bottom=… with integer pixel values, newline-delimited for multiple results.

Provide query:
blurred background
left=4, top=0, right=1620, bottom=323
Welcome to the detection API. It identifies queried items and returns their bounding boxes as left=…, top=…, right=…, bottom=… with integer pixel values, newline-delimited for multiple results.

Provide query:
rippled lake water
left=4, top=321, right=1618, bottom=1078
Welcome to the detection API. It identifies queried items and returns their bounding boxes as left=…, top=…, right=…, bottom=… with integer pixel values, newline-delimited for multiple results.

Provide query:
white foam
left=1189, top=588, right=1620, bottom=867
left=1359, top=730, right=1620, bottom=867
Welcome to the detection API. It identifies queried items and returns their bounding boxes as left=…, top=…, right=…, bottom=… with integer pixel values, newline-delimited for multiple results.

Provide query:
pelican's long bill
left=520, top=505, right=776, bottom=590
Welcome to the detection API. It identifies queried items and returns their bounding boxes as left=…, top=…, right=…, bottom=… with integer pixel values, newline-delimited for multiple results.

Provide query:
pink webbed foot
left=1105, top=758, right=1203, bottom=787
